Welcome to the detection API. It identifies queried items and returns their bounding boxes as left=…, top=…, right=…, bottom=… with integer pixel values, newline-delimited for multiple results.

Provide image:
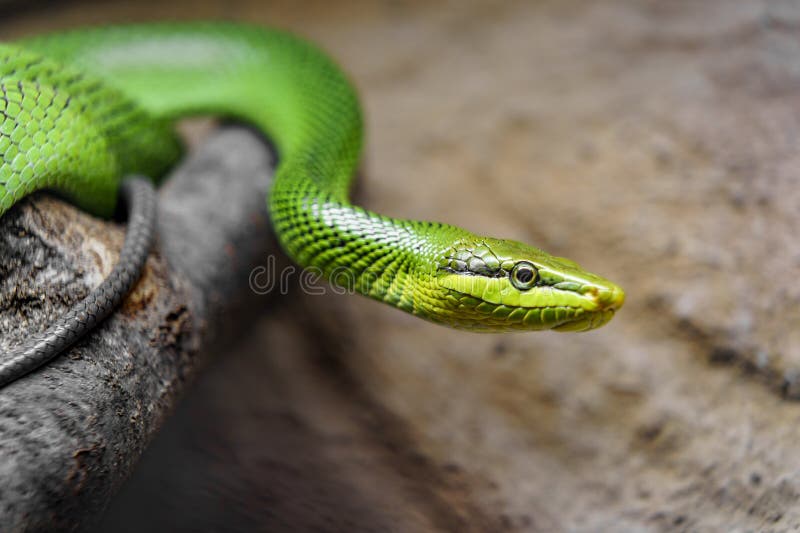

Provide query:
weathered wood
left=0, top=128, right=276, bottom=532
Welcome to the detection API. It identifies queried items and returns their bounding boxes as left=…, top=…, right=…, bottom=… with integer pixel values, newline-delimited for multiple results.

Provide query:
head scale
left=424, top=236, right=624, bottom=332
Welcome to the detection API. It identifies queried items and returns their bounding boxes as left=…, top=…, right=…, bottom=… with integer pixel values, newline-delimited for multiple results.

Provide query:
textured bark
left=0, top=128, right=276, bottom=532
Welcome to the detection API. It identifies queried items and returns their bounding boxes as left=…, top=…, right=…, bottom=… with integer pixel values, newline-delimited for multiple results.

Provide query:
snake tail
left=0, top=176, right=156, bottom=387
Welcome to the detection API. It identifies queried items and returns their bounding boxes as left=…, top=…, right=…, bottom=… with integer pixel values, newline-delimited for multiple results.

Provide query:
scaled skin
left=1, top=22, right=624, bottom=332
left=435, top=236, right=625, bottom=332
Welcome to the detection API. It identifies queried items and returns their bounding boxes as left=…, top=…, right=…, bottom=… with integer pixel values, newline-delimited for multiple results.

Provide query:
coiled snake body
left=0, top=22, right=624, bottom=364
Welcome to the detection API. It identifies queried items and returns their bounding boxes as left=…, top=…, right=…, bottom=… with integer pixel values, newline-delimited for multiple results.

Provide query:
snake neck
left=269, top=178, right=451, bottom=310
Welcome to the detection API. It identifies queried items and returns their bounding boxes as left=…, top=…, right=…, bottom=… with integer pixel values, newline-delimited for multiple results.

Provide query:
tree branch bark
left=0, top=127, right=276, bottom=532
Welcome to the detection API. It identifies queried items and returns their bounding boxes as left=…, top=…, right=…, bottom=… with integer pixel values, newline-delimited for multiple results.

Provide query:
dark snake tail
left=0, top=177, right=156, bottom=388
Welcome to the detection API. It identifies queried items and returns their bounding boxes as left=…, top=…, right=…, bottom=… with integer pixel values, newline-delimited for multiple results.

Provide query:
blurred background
left=4, top=0, right=800, bottom=531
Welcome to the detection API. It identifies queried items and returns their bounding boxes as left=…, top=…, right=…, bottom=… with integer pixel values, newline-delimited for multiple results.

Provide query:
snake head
left=431, top=237, right=624, bottom=332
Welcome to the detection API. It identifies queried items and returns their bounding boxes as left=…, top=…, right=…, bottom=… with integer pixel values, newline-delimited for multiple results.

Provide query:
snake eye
left=510, top=261, right=538, bottom=290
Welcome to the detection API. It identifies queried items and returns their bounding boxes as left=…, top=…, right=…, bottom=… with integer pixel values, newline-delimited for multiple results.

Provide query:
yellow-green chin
left=551, top=308, right=617, bottom=332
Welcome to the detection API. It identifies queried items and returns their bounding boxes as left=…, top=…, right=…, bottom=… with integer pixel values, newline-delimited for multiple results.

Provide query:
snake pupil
left=510, top=261, right=538, bottom=290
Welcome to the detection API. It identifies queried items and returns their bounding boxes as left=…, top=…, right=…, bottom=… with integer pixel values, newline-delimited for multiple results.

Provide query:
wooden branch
left=0, top=128, right=277, bottom=532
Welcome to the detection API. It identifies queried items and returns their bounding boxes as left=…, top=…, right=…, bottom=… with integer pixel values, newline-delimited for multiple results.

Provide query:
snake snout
left=592, top=283, right=625, bottom=312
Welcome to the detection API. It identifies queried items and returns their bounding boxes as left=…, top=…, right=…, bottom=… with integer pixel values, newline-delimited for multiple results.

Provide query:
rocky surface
left=4, top=0, right=800, bottom=531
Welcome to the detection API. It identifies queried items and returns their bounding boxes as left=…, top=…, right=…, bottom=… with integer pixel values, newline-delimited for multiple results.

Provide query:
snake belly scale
left=0, top=22, right=624, bottom=334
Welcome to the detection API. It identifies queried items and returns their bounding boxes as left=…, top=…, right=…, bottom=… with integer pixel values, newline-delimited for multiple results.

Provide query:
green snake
left=0, top=21, right=624, bottom=340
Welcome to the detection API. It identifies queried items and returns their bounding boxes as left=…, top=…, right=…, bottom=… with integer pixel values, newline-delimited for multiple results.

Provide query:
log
left=0, top=128, right=276, bottom=532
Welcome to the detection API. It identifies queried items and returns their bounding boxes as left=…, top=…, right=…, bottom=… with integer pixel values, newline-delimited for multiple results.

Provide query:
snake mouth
left=551, top=309, right=616, bottom=332
left=550, top=285, right=623, bottom=332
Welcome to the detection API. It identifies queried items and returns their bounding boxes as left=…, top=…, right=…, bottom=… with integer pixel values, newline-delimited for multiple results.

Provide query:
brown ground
left=5, top=0, right=800, bottom=531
